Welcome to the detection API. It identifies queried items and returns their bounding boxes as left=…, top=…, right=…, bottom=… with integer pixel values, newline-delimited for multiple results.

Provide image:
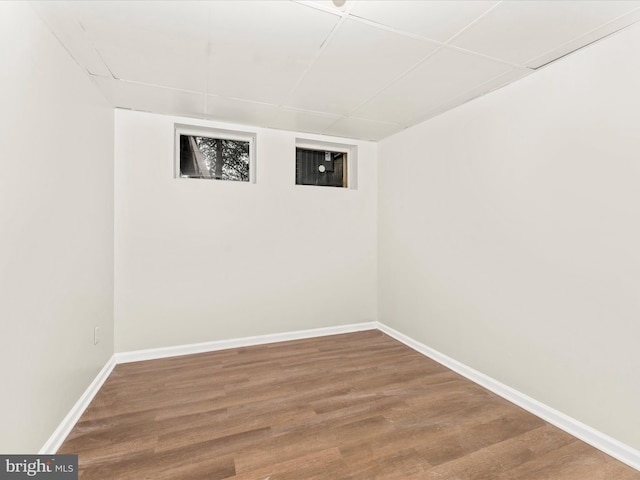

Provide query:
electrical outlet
left=94, top=326, right=100, bottom=345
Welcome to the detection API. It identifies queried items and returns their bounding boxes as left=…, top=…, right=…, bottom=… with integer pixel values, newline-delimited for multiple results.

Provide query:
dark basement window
left=296, top=147, right=347, bottom=188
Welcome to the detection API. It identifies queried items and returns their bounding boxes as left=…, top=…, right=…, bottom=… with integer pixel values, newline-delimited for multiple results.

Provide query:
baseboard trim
left=39, top=355, right=117, bottom=455
left=41, top=322, right=377, bottom=453
left=41, top=321, right=640, bottom=471
left=114, top=321, right=378, bottom=364
left=375, top=321, right=640, bottom=472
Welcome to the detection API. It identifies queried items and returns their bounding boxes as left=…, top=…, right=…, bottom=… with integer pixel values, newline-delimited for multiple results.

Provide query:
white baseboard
left=39, top=355, right=116, bottom=455
left=114, top=321, right=378, bottom=364
left=375, top=321, right=640, bottom=472
left=41, top=321, right=640, bottom=472
left=42, top=322, right=377, bottom=453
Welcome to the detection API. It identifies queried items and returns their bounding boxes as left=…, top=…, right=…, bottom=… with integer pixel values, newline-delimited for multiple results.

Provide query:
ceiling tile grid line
left=333, top=3, right=551, bottom=72
left=294, top=0, right=349, bottom=17
left=404, top=68, right=533, bottom=129
left=205, top=1, right=343, bottom=106
left=345, top=13, right=448, bottom=48
left=30, top=2, right=113, bottom=79
left=334, top=42, right=537, bottom=128
left=346, top=0, right=502, bottom=44
left=439, top=0, right=504, bottom=44
left=97, top=77, right=207, bottom=98
left=30, top=0, right=640, bottom=141
left=450, top=0, right=640, bottom=67
left=89, top=75, right=348, bottom=129
left=280, top=3, right=352, bottom=109
left=343, top=9, right=558, bottom=73
left=282, top=16, right=439, bottom=116
left=527, top=6, right=640, bottom=69
left=316, top=45, right=445, bottom=134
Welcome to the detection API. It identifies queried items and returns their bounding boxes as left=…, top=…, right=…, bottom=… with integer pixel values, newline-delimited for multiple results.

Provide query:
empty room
left=1, top=0, right=639, bottom=478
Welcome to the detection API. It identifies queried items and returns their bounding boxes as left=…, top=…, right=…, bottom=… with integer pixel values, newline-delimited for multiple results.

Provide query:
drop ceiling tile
left=30, top=1, right=112, bottom=77
left=411, top=68, right=533, bottom=125
left=349, top=0, right=499, bottom=42
left=38, top=0, right=638, bottom=142
left=69, top=1, right=209, bottom=92
left=285, top=17, right=438, bottom=115
left=92, top=77, right=205, bottom=118
left=270, top=108, right=342, bottom=134
left=298, top=0, right=349, bottom=14
left=207, top=1, right=340, bottom=104
left=527, top=7, right=640, bottom=68
left=205, top=96, right=279, bottom=127
left=451, top=0, right=640, bottom=66
left=323, top=117, right=403, bottom=141
left=353, top=47, right=514, bottom=125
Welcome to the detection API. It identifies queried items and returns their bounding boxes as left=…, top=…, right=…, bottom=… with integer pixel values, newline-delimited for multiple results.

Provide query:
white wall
left=379, top=22, right=640, bottom=449
left=114, top=110, right=377, bottom=352
left=0, top=3, right=114, bottom=453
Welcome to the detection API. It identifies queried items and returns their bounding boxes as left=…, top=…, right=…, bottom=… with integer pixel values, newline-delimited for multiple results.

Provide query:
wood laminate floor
left=58, top=330, right=640, bottom=479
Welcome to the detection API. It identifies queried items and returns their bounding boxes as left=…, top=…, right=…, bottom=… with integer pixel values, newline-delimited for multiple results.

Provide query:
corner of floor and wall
left=2, top=1, right=639, bottom=472
left=0, top=3, right=115, bottom=456
left=376, top=13, right=640, bottom=468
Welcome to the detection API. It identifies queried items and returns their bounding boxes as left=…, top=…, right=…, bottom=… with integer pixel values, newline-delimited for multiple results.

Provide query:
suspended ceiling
left=33, top=0, right=640, bottom=141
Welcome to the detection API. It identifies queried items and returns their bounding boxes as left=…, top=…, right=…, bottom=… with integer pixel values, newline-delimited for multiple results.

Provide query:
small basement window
left=296, top=140, right=354, bottom=188
left=175, top=124, right=256, bottom=182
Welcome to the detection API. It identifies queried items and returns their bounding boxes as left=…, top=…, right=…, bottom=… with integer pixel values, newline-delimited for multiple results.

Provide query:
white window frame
left=295, top=138, right=358, bottom=189
left=174, top=124, right=257, bottom=183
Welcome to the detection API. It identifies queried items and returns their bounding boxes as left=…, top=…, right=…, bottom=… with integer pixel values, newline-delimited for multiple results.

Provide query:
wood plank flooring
left=58, top=330, right=640, bottom=479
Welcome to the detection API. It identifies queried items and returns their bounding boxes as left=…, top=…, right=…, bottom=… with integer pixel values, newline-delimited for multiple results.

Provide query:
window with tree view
left=177, top=130, right=252, bottom=182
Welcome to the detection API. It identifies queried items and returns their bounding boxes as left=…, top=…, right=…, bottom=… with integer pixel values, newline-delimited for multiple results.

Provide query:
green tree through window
left=179, top=135, right=250, bottom=181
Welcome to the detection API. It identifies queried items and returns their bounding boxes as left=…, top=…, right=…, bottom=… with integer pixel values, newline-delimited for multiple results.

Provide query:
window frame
left=295, top=138, right=358, bottom=190
left=174, top=124, right=257, bottom=183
